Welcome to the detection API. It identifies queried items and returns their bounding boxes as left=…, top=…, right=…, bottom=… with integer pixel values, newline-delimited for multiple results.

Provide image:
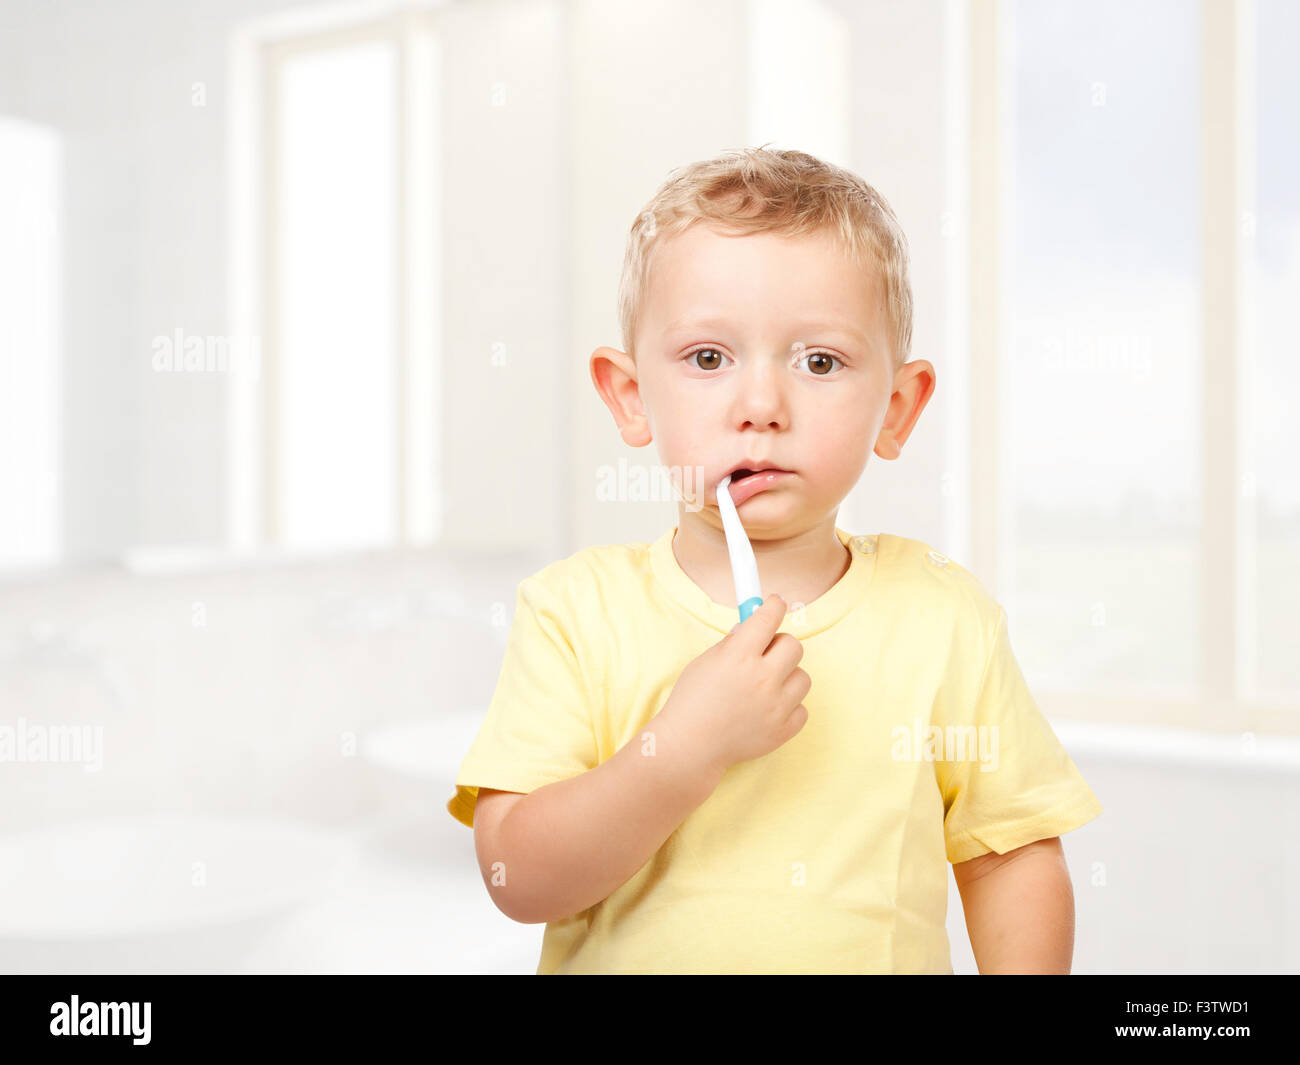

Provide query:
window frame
left=229, top=3, right=441, bottom=558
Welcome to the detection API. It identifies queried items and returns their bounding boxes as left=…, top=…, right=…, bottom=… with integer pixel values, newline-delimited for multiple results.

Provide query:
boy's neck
left=670, top=509, right=851, bottom=613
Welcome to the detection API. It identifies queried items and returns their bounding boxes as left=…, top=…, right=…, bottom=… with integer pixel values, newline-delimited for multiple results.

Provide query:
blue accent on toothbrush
left=738, top=595, right=764, bottom=622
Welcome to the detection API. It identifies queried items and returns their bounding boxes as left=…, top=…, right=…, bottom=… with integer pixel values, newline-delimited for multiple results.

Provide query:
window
left=271, top=37, right=398, bottom=551
left=233, top=11, right=441, bottom=556
left=1005, top=0, right=1201, bottom=699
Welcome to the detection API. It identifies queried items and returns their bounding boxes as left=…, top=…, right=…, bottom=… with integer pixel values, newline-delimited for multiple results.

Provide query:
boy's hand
left=656, top=594, right=810, bottom=780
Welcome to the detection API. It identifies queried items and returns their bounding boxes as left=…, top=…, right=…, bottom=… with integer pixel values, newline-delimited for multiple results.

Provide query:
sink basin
left=0, top=813, right=352, bottom=974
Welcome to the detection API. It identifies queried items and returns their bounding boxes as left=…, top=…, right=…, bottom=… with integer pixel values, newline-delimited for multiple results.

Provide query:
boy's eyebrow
left=663, top=316, right=870, bottom=347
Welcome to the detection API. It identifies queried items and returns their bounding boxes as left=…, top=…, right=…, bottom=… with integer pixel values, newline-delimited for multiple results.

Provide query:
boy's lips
left=716, top=468, right=794, bottom=506
left=720, top=459, right=792, bottom=485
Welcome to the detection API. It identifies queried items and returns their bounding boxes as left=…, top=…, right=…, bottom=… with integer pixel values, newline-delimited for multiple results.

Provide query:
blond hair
left=617, top=144, right=913, bottom=369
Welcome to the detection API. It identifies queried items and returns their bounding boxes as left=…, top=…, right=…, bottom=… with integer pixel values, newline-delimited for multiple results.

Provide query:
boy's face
left=591, top=222, right=934, bottom=538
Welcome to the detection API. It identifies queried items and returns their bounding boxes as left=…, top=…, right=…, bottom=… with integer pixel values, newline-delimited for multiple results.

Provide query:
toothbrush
left=716, top=474, right=765, bottom=622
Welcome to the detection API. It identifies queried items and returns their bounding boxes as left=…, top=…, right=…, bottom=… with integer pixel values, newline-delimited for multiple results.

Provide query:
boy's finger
left=734, top=593, right=786, bottom=648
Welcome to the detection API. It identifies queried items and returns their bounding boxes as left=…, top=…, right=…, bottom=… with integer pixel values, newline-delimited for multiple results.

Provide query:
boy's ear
left=590, top=345, right=653, bottom=447
left=874, top=359, right=936, bottom=460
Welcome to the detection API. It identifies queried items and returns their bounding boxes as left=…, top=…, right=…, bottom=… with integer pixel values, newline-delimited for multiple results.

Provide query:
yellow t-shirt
left=446, top=525, right=1103, bottom=974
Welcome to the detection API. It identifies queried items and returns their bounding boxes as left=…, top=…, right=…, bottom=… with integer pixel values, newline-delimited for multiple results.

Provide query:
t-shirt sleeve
left=445, top=574, right=599, bottom=829
left=936, top=603, right=1103, bottom=864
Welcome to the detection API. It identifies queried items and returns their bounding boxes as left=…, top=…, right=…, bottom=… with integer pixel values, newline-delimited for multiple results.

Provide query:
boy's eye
left=800, top=351, right=842, bottom=375
left=688, top=347, right=728, bottom=371
left=684, top=347, right=844, bottom=375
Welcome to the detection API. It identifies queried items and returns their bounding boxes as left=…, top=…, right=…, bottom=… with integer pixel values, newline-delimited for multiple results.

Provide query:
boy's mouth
left=724, top=461, right=791, bottom=482
left=717, top=465, right=794, bottom=505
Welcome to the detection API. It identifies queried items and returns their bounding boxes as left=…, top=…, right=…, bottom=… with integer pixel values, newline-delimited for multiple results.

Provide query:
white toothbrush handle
left=716, top=476, right=764, bottom=621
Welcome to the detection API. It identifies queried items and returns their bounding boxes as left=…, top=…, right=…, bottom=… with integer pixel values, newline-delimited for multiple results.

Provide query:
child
left=446, top=145, right=1103, bottom=974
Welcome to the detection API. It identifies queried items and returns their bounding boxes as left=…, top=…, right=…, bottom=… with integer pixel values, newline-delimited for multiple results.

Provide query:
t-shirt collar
left=649, top=524, right=878, bottom=639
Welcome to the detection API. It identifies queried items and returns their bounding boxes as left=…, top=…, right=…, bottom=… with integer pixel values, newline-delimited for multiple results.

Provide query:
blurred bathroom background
left=0, top=0, right=1296, bottom=974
